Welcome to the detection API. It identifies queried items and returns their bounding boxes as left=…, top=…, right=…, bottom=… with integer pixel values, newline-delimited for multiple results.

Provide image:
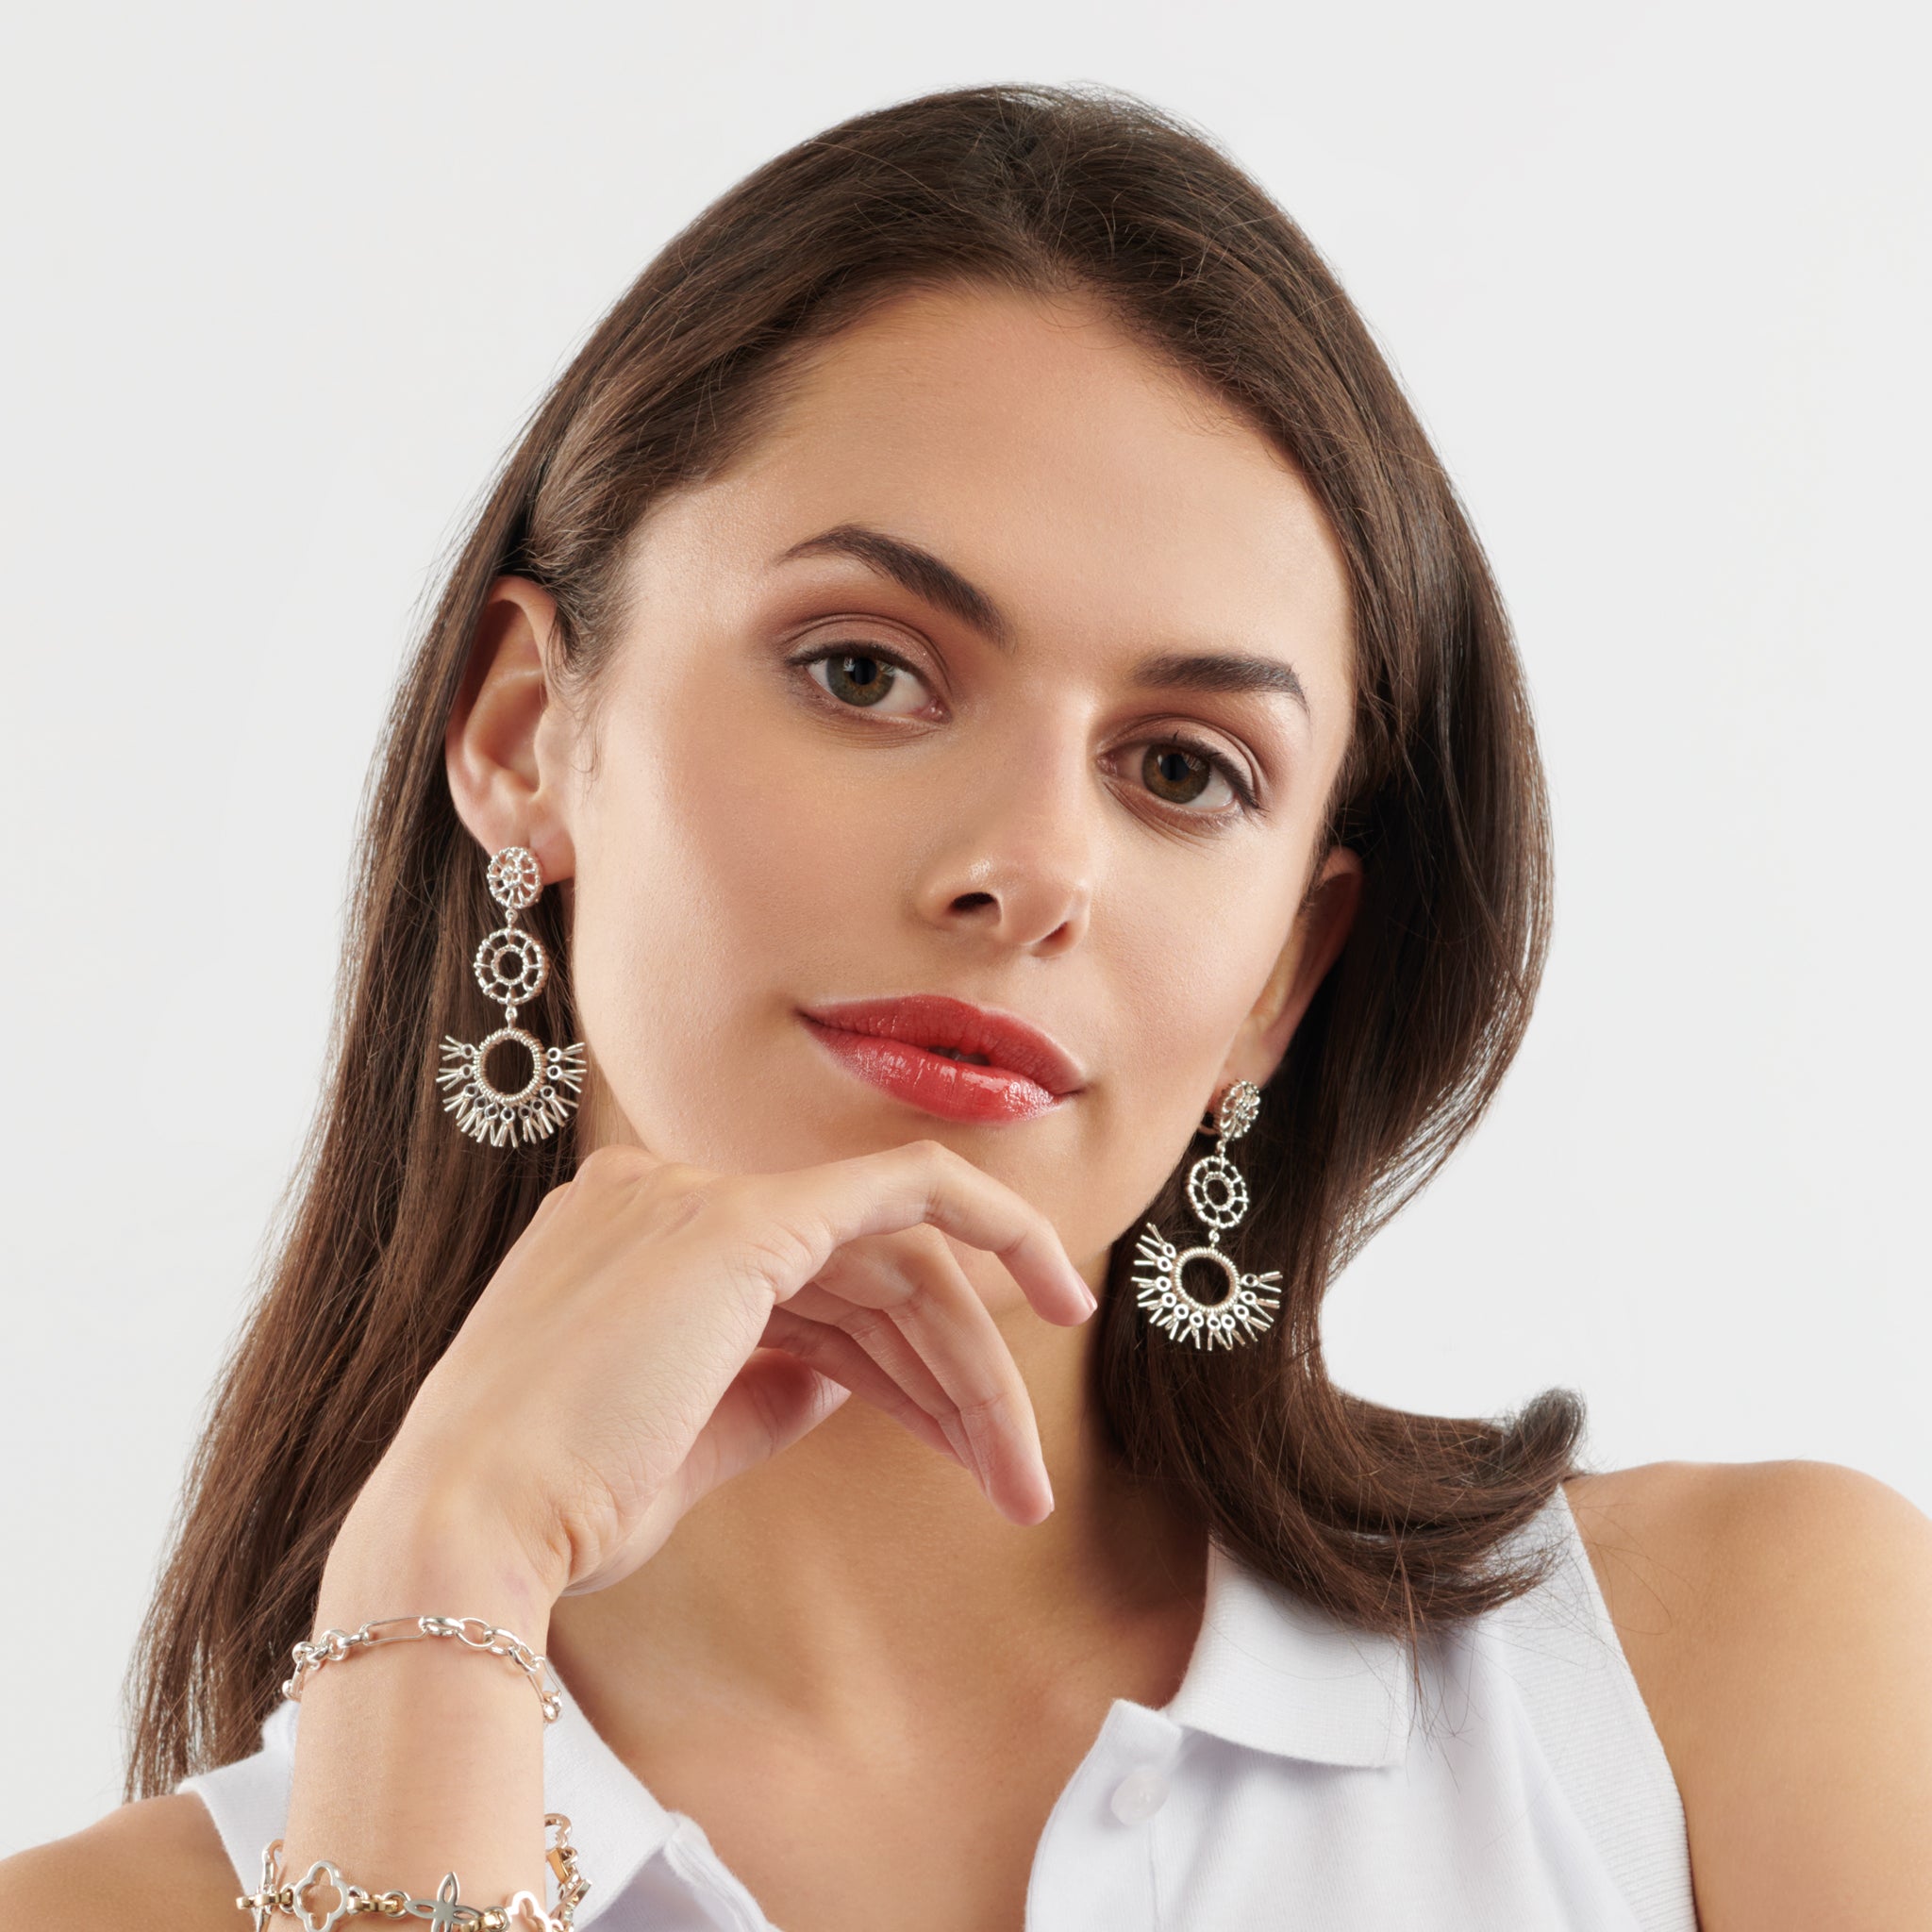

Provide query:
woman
left=7, top=81, right=1927, bottom=1930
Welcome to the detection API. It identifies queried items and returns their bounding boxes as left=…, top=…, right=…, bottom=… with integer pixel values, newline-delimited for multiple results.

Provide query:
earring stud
left=1130, top=1078, right=1281, bottom=1350
left=436, top=845, right=588, bottom=1146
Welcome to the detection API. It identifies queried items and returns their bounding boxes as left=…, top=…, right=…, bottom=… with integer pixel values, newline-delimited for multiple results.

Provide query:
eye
left=791, top=645, right=936, bottom=717
left=787, top=644, right=1257, bottom=819
left=1138, top=735, right=1257, bottom=816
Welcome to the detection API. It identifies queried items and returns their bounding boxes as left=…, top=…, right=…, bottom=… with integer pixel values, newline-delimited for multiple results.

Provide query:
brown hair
left=125, top=79, right=1582, bottom=1797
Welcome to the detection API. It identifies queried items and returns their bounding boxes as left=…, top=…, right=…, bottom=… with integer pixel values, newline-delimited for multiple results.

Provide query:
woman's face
left=465, top=282, right=1358, bottom=1280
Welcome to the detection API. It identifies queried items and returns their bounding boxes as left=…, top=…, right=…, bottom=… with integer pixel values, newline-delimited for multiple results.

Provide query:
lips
left=798, top=993, right=1085, bottom=1124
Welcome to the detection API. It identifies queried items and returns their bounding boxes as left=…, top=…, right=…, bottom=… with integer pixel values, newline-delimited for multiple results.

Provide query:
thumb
left=681, top=1348, right=854, bottom=1506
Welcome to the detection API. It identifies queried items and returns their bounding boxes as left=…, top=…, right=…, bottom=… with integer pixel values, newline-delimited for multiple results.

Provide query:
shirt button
left=1108, top=1765, right=1171, bottom=1825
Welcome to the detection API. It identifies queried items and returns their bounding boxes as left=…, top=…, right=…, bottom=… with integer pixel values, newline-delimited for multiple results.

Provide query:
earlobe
left=444, top=576, right=577, bottom=884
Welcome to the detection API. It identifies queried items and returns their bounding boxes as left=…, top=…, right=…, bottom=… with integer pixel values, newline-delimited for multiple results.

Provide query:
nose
left=909, top=724, right=1096, bottom=954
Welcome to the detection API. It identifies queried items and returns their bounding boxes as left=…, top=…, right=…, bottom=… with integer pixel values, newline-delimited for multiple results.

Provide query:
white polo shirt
left=179, top=1483, right=1694, bottom=1928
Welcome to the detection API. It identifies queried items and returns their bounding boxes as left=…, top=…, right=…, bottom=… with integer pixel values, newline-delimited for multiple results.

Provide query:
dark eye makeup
left=782, top=641, right=1261, bottom=821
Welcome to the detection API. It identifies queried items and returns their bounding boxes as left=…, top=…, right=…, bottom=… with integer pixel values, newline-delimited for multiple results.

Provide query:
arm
left=0, top=1138, right=1089, bottom=1924
left=1568, top=1458, right=1932, bottom=1931
left=0, top=1794, right=239, bottom=1929
left=272, top=1469, right=570, bottom=1907
left=0, top=1480, right=569, bottom=1930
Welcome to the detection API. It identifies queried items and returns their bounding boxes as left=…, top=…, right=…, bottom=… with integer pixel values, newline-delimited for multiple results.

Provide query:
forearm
left=279, top=1470, right=566, bottom=1907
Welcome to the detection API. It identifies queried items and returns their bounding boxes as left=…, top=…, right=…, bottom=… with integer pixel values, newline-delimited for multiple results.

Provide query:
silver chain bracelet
left=283, top=1615, right=562, bottom=1723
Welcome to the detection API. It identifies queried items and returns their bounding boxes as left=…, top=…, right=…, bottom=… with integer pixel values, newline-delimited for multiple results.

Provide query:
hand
left=352, top=1138, right=1099, bottom=1603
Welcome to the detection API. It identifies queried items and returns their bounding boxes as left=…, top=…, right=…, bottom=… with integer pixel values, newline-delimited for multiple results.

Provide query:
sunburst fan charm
left=1129, top=1078, right=1281, bottom=1351
left=437, top=845, right=588, bottom=1148
left=1130, top=1223, right=1282, bottom=1349
left=438, top=1028, right=589, bottom=1146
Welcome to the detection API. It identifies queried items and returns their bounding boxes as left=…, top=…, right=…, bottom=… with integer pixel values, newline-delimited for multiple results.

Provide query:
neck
left=543, top=1283, right=1208, bottom=1766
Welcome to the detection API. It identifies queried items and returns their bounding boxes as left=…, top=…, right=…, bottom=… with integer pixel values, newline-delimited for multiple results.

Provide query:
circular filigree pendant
left=1185, top=1151, right=1249, bottom=1230
left=474, top=925, right=550, bottom=1006
left=1215, top=1077, right=1261, bottom=1141
left=1129, top=1223, right=1282, bottom=1350
left=487, top=845, right=543, bottom=911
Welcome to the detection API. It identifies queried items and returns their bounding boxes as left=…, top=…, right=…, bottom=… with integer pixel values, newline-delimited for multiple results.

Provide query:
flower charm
left=408, top=1871, right=481, bottom=1932
left=292, top=1861, right=353, bottom=1932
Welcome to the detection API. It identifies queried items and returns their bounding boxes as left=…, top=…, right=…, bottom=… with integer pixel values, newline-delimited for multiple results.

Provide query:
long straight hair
left=125, top=81, right=1581, bottom=1796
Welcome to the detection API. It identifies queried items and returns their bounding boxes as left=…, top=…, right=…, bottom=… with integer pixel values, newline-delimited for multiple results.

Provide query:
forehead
left=641, top=282, right=1353, bottom=709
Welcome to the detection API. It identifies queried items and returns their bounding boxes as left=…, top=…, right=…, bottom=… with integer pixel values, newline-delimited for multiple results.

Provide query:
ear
left=1217, top=844, right=1363, bottom=1098
left=444, top=575, right=578, bottom=884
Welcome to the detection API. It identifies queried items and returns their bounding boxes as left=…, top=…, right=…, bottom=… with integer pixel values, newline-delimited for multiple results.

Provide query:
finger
left=677, top=1350, right=855, bottom=1511
left=745, top=1140, right=1095, bottom=1325
left=785, top=1235, right=959, bottom=1415
left=791, top=1229, right=1054, bottom=1524
left=782, top=1272, right=978, bottom=1475
left=758, top=1303, right=972, bottom=1473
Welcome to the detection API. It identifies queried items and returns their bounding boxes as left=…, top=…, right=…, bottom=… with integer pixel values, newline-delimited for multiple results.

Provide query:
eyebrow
left=774, top=522, right=1310, bottom=719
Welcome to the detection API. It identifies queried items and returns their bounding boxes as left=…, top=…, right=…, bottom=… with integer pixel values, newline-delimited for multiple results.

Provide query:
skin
left=7, top=286, right=1930, bottom=1928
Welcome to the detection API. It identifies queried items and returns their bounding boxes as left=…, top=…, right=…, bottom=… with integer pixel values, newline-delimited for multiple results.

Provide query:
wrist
left=324, top=1457, right=567, bottom=1644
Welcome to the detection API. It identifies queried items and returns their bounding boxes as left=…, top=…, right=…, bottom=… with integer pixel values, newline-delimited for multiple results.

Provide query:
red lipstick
left=798, top=993, right=1085, bottom=1124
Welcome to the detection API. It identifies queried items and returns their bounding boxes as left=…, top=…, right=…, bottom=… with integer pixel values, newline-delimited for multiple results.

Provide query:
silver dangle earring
left=436, top=844, right=588, bottom=1147
left=1130, top=1078, right=1282, bottom=1351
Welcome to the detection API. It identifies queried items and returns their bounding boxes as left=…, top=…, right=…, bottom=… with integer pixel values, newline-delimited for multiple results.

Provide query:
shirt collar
left=541, top=1674, right=681, bottom=1920
left=539, top=1537, right=1418, bottom=1925
left=267, top=1541, right=1413, bottom=1930
left=1158, top=1535, right=1418, bottom=1769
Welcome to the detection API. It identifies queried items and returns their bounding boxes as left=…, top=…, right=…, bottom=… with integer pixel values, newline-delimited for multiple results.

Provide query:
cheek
left=657, top=695, right=908, bottom=981
left=1082, top=867, right=1300, bottom=1196
left=563, top=687, right=892, bottom=1160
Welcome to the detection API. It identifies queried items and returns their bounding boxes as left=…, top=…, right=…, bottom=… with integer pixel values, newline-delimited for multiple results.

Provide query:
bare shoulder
left=1562, top=1459, right=1932, bottom=1931
left=0, top=1790, right=238, bottom=1929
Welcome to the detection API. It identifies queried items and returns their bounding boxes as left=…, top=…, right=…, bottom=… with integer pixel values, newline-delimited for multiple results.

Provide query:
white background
left=3, top=0, right=1925, bottom=1860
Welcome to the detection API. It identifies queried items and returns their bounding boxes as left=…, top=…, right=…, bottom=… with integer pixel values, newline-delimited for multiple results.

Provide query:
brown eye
left=1133, top=734, right=1254, bottom=814
left=821, top=653, right=897, bottom=707
left=1142, top=742, right=1218, bottom=806
left=796, top=647, right=934, bottom=716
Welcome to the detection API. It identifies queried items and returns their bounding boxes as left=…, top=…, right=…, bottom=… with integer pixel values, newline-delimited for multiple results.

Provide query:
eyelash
left=785, top=643, right=1260, bottom=819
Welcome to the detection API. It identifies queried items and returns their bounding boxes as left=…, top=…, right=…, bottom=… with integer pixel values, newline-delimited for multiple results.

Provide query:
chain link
left=282, top=1614, right=562, bottom=1723
left=237, top=1815, right=588, bottom=1932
